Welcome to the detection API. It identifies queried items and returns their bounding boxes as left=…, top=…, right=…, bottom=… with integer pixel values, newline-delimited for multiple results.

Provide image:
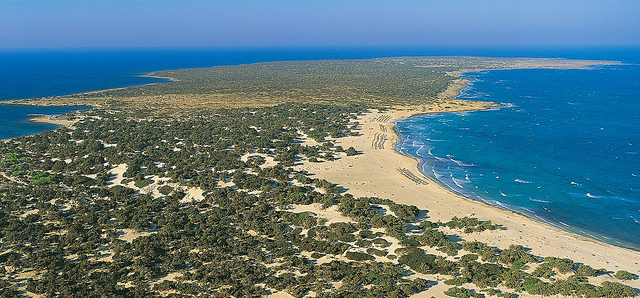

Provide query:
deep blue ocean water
left=1, top=46, right=639, bottom=249
left=397, top=50, right=640, bottom=249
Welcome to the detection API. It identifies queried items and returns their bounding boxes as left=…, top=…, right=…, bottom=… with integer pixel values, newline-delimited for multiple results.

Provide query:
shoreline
left=0, top=113, right=81, bottom=143
left=26, top=114, right=79, bottom=128
left=420, top=65, right=640, bottom=249
left=413, top=68, right=640, bottom=254
left=1, top=56, right=620, bottom=109
left=394, top=111, right=639, bottom=252
left=293, top=71, right=639, bottom=294
left=397, top=71, right=640, bottom=252
left=6, top=56, right=637, bottom=259
left=295, top=105, right=640, bottom=291
left=0, top=57, right=637, bottom=296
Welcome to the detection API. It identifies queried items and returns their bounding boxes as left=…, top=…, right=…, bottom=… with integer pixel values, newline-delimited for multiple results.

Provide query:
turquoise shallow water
left=2, top=46, right=639, bottom=249
left=2, top=46, right=637, bottom=140
left=397, top=63, right=640, bottom=250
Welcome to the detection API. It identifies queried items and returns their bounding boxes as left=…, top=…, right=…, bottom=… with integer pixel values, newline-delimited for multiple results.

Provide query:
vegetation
left=446, top=216, right=500, bottom=233
left=615, top=270, right=636, bottom=281
left=12, top=56, right=578, bottom=114
left=0, top=58, right=637, bottom=297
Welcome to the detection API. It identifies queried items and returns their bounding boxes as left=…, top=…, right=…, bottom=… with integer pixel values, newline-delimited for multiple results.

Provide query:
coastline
left=393, top=107, right=639, bottom=251
left=293, top=77, right=639, bottom=297
left=294, top=106, right=640, bottom=294
left=1, top=48, right=638, bottom=296
left=5, top=56, right=637, bottom=276
left=26, top=114, right=79, bottom=128
left=6, top=58, right=630, bottom=254
left=1, top=56, right=620, bottom=110
left=0, top=111, right=83, bottom=143
left=398, top=70, right=640, bottom=251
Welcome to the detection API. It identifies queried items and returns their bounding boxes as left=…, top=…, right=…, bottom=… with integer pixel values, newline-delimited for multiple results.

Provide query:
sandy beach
left=26, top=114, right=79, bottom=127
left=0, top=114, right=79, bottom=143
left=6, top=56, right=636, bottom=296
left=293, top=103, right=640, bottom=296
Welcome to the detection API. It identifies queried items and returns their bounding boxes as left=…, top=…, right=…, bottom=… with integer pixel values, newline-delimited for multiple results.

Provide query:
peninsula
left=1, top=57, right=637, bottom=297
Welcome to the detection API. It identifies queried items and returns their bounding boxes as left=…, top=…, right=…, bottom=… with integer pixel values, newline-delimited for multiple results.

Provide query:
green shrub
left=372, top=238, right=390, bottom=248
left=355, top=239, right=372, bottom=248
left=461, top=261, right=505, bottom=288
left=338, top=233, right=356, bottom=242
left=444, top=287, right=484, bottom=298
left=460, top=254, right=478, bottom=263
left=388, top=203, right=419, bottom=222
left=366, top=248, right=387, bottom=257
left=158, top=185, right=173, bottom=195
left=542, top=257, right=575, bottom=274
left=294, top=212, right=319, bottom=229
left=614, top=270, right=635, bottom=280
left=499, top=244, right=538, bottom=265
left=411, top=228, right=459, bottom=256
left=359, top=230, right=375, bottom=239
left=345, top=251, right=374, bottom=261
left=399, top=238, right=421, bottom=248
left=397, top=250, right=457, bottom=275
left=444, top=277, right=469, bottom=286
left=446, top=216, right=498, bottom=233
left=598, top=281, right=636, bottom=297
left=576, top=264, right=597, bottom=277
left=532, top=264, right=553, bottom=279
left=480, top=288, right=499, bottom=296
left=134, top=179, right=153, bottom=188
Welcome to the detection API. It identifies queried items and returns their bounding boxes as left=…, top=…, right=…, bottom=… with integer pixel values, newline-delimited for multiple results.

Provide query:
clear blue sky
left=1, top=0, right=639, bottom=48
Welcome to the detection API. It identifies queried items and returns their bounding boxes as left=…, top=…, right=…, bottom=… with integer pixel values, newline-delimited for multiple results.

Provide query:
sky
left=1, top=0, right=639, bottom=49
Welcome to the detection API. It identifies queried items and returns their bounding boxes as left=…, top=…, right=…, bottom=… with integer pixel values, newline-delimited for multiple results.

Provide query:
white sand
left=293, top=107, right=640, bottom=295
left=107, top=164, right=128, bottom=186
left=289, top=204, right=354, bottom=225
left=181, top=187, right=205, bottom=203
left=240, top=152, right=278, bottom=168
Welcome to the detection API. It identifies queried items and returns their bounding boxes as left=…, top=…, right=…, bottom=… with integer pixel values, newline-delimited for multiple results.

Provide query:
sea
left=1, top=46, right=638, bottom=249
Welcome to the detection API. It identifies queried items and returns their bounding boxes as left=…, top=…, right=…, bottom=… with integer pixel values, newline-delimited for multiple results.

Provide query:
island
left=1, top=57, right=638, bottom=297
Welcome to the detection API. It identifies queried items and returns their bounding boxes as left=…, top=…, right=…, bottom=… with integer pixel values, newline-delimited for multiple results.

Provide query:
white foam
left=586, top=193, right=601, bottom=199
left=529, top=198, right=550, bottom=203
left=451, top=177, right=468, bottom=189
left=416, top=145, right=429, bottom=157
left=447, top=155, right=473, bottom=167
left=434, top=156, right=449, bottom=163
left=432, top=168, right=443, bottom=179
left=515, top=179, right=532, bottom=184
